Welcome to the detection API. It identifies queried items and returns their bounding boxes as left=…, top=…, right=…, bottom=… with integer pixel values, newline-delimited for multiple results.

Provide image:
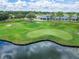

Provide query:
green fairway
left=0, top=21, right=79, bottom=46
left=27, top=29, right=72, bottom=40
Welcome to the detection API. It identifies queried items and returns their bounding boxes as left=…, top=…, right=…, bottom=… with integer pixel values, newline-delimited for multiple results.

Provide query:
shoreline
left=0, top=39, right=79, bottom=48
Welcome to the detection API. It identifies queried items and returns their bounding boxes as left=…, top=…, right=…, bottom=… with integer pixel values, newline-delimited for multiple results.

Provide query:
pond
left=0, top=41, right=79, bottom=59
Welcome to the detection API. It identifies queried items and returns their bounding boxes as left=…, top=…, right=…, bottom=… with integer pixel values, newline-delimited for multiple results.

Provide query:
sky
left=0, top=0, right=79, bottom=12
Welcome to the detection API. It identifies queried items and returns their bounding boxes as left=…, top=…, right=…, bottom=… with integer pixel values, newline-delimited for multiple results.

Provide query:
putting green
left=26, top=29, right=73, bottom=40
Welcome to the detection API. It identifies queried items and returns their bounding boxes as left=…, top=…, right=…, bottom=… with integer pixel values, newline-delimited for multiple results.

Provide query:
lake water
left=0, top=41, right=79, bottom=59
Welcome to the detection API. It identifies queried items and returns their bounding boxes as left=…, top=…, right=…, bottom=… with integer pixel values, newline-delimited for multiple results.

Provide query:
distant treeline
left=1, top=11, right=79, bottom=15
left=0, top=11, right=79, bottom=21
left=0, top=11, right=52, bottom=15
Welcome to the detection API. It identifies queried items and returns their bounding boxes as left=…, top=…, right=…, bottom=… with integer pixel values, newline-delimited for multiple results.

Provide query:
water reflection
left=0, top=41, right=79, bottom=59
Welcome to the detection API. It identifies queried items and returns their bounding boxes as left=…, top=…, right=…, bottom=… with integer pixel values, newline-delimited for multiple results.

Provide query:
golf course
left=0, top=21, right=79, bottom=46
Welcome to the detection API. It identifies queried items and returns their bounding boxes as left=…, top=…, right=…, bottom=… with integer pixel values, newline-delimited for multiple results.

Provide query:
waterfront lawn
left=0, top=21, right=79, bottom=46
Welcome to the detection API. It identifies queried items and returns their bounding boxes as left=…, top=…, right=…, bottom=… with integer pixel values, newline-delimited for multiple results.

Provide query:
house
left=71, top=16, right=78, bottom=21
left=37, top=15, right=52, bottom=20
left=37, top=15, right=78, bottom=21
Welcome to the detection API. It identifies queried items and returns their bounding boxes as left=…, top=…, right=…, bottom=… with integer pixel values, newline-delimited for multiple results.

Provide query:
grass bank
left=0, top=21, right=79, bottom=46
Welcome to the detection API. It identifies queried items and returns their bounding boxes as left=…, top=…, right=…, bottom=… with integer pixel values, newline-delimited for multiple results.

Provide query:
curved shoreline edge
left=0, top=39, right=79, bottom=48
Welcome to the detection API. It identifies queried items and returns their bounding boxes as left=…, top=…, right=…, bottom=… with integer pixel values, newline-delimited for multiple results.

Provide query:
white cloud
left=0, top=0, right=8, bottom=10
left=27, top=0, right=79, bottom=12
left=0, top=0, right=27, bottom=11
left=55, top=0, right=64, bottom=2
left=0, top=0, right=79, bottom=12
left=4, top=0, right=28, bottom=11
left=27, top=0, right=55, bottom=11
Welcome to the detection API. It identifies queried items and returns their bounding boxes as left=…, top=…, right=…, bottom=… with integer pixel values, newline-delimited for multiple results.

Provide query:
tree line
left=0, top=11, right=79, bottom=21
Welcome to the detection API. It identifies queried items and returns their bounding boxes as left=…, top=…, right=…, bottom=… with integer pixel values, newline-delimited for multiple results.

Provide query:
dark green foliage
left=14, top=13, right=25, bottom=18
left=0, top=12, right=9, bottom=21
left=56, top=12, right=64, bottom=17
left=26, top=12, right=36, bottom=22
left=0, top=11, right=79, bottom=22
left=26, top=12, right=36, bottom=18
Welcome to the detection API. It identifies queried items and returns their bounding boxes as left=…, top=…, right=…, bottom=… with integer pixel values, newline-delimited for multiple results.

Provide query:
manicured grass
left=0, top=21, right=79, bottom=46
left=26, top=29, right=72, bottom=40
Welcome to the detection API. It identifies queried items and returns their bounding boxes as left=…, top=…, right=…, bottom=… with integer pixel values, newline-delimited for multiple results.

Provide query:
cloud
left=0, top=0, right=79, bottom=12
left=0, top=0, right=28, bottom=11
left=27, top=0, right=54, bottom=11
left=55, top=0, right=64, bottom=2
left=6, top=0, right=27, bottom=11
left=27, top=0, right=79, bottom=12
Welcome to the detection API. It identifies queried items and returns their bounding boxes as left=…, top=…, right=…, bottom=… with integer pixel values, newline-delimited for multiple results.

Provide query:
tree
left=14, top=11, right=26, bottom=19
left=67, top=12, right=74, bottom=21
left=76, top=13, right=79, bottom=21
left=51, top=12, right=58, bottom=20
left=56, top=12, right=64, bottom=20
left=26, top=12, right=36, bottom=22
left=9, top=14, right=15, bottom=19
left=0, top=12, right=9, bottom=21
